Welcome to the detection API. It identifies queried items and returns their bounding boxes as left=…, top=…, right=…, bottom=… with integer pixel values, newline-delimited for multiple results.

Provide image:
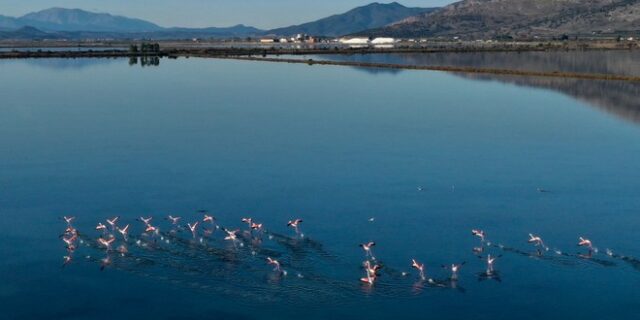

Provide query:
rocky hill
left=268, top=2, right=437, bottom=37
left=362, top=0, right=640, bottom=38
left=17, top=7, right=162, bottom=32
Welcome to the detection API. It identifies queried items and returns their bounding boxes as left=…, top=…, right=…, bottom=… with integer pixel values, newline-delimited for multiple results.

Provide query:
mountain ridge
left=0, top=14, right=20, bottom=30
left=16, top=7, right=162, bottom=32
left=0, top=7, right=264, bottom=39
left=267, top=2, right=437, bottom=37
left=362, top=0, right=640, bottom=38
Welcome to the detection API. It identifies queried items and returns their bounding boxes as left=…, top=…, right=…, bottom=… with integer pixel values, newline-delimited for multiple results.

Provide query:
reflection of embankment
left=307, top=52, right=640, bottom=124
left=316, top=51, right=640, bottom=77
left=458, top=73, right=640, bottom=124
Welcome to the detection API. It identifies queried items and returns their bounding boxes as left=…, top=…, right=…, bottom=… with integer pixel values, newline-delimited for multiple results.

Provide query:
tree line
left=129, top=43, right=161, bottom=54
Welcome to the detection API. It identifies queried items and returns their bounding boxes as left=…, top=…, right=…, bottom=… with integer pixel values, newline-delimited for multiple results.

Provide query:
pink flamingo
left=106, top=217, right=119, bottom=230
left=267, top=257, right=281, bottom=272
left=187, top=222, right=199, bottom=238
left=359, top=242, right=376, bottom=260
left=472, top=229, right=485, bottom=242
left=287, top=219, right=303, bottom=236
left=411, top=259, right=426, bottom=280
left=98, top=237, right=115, bottom=251
left=167, top=215, right=181, bottom=225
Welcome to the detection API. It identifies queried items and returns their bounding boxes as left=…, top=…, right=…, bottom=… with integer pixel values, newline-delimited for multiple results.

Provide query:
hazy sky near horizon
left=1, top=1, right=453, bottom=29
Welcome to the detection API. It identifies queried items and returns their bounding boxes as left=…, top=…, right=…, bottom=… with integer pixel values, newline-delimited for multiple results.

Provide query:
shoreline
left=0, top=38, right=638, bottom=57
left=0, top=45, right=637, bottom=60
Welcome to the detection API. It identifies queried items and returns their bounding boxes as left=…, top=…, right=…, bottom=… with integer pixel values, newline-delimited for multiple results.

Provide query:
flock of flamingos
left=58, top=212, right=636, bottom=291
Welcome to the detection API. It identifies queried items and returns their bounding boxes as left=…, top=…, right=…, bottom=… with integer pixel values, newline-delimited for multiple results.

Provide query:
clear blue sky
left=1, top=1, right=453, bottom=29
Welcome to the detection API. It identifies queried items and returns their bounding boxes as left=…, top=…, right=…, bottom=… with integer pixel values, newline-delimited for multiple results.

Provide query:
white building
left=339, top=37, right=370, bottom=45
left=371, top=37, right=396, bottom=44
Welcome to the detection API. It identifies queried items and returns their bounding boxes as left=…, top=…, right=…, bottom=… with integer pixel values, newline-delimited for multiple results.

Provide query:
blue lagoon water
left=0, top=57, right=639, bottom=319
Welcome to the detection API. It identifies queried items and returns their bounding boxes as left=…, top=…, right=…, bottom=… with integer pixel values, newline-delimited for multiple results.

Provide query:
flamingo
left=528, top=233, right=544, bottom=247
left=578, top=237, right=593, bottom=249
left=578, top=237, right=596, bottom=256
left=287, top=219, right=303, bottom=236
left=106, top=217, right=119, bottom=230
left=224, top=229, right=239, bottom=241
left=98, top=237, right=115, bottom=250
left=528, top=233, right=548, bottom=253
left=411, top=259, right=426, bottom=280
left=62, top=216, right=75, bottom=225
left=359, top=242, right=376, bottom=259
left=138, top=216, right=152, bottom=226
left=486, top=254, right=500, bottom=274
left=187, top=222, right=199, bottom=238
left=95, top=223, right=107, bottom=232
left=444, top=262, right=465, bottom=279
left=117, top=225, right=130, bottom=240
left=364, top=260, right=381, bottom=277
left=267, top=257, right=281, bottom=272
left=62, top=234, right=77, bottom=245
left=62, top=235, right=77, bottom=251
left=250, top=222, right=263, bottom=231
left=472, top=229, right=485, bottom=241
left=63, top=226, right=77, bottom=236
left=166, top=215, right=181, bottom=225
left=203, top=215, right=215, bottom=224
left=145, top=224, right=157, bottom=233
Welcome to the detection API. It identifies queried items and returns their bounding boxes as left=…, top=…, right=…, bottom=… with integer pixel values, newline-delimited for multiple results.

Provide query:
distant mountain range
left=0, top=3, right=436, bottom=40
left=267, top=2, right=437, bottom=37
left=6, top=1, right=638, bottom=41
left=19, top=7, right=162, bottom=32
left=0, top=16, right=20, bottom=31
left=0, top=26, right=53, bottom=40
left=363, top=0, right=640, bottom=38
left=0, top=8, right=161, bottom=33
left=0, top=26, right=264, bottom=41
left=0, top=7, right=265, bottom=39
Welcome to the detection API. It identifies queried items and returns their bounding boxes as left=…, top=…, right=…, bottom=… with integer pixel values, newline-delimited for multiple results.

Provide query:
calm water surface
left=298, top=51, right=640, bottom=123
left=0, top=46, right=127, bottom=52
left=1, top=57, right=639, bottom=319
